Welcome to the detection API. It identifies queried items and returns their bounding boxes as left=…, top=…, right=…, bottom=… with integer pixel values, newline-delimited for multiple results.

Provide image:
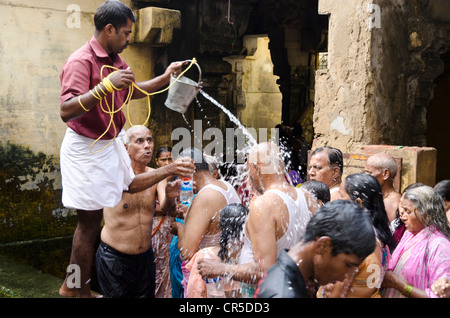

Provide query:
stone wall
left=314, top=0, right=450, bottom=183
left=224, top=35, right=282, bottom=138
left=0, top=0, right=178, bottom=241
left=314, top=0, right=376, bottom=152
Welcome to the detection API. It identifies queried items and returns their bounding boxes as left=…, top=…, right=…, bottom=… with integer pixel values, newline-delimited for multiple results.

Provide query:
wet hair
left=434, top=180, right=450, bottom=202
left=311, top=146, right=343, bottom=175
left=391, top=182, right=426, bottom=229
left=402, top=186, right=450, bottom=283
left=301, top=180, right=330, bottom=204
left=344, top=173, right=396, bottom=251
left=203, top=154, right=220, bottom=174
left=301, top=200, right=376, bottom=260
left=403, top=186, right=450, bottom=240
left=179, top=147, right=209, bottom=172
left=156, top=146, right=172, bottom=159
left=218, top=203, right=249, bottom=262
left=94, top=0, right=136, bottom=32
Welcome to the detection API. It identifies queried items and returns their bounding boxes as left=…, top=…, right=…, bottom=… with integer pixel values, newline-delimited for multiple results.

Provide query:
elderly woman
left=381, top=186, right=450, bottom=298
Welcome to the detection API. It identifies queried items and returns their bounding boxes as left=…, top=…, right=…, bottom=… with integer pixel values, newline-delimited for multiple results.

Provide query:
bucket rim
left=174, top=59, right=202, bottom=86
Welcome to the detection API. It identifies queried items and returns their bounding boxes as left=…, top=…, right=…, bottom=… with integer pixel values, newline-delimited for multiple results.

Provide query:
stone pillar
left=314, top=0, right=377, bottom=153
left=314, top=0, right=449, bottom=151
left=224, top=35, right=282, bottom=138
left=314, top=0, right=441, bottom=184
left=125, top=6, right=181, bottom=129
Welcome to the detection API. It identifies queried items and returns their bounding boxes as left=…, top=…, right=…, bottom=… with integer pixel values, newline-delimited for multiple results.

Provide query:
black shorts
left=96, top=241, right=156, bottom=298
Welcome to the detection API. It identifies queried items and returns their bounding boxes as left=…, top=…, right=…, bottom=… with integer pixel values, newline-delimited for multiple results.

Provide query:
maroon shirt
left=60, top=36, right=130, bottom=139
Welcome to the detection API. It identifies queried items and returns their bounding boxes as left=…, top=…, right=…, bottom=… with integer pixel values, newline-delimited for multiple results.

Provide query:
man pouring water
left=58, top=0, right=193, bottom=298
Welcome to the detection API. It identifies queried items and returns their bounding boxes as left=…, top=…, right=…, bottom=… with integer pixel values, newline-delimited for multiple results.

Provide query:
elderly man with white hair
left=365, top=152, right=402, bottom=226
left=94, top=125, right=194, bottom=298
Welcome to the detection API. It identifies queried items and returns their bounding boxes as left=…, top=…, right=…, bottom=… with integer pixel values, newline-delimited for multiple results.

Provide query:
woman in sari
left=381, top=186, right=450, bottom=298
left=318, top=173, right=395, bottom=298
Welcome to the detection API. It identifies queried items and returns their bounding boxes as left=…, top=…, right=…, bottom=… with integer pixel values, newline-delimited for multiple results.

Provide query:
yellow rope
left=81, top=58, right=198, bottom=153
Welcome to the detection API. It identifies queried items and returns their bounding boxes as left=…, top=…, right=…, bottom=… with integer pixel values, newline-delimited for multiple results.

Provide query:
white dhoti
left=60, top=127, right=135, bottom=211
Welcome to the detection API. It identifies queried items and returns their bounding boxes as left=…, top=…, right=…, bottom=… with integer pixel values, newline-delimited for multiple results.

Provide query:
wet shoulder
left=249, top=192, right=283, bottom=217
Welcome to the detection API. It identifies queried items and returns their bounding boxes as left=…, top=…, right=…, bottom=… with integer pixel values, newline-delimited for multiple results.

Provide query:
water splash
left=199, top=90, right=257, bottom=147
left=181, top=113, right=193, bottom=132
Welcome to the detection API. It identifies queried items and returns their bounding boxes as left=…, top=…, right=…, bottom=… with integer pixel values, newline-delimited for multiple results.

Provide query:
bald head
left=248, top=142, right=285, bottom=175
left=366, top=153, right=398, bottom=179
left=123, top=125, right=150, bottom=145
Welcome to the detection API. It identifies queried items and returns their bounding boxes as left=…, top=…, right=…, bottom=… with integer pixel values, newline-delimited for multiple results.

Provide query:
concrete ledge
left=134, top=7, right=181, bottom=46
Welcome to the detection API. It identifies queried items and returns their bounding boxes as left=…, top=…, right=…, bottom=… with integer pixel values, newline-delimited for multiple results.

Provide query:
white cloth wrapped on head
left=60, top=127, right=135, bottom=211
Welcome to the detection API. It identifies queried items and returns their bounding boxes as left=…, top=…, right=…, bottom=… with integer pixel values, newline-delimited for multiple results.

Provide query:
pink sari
left=382, top=227, right=450, bottom=298
left=185, top=247, right=241, bottom=298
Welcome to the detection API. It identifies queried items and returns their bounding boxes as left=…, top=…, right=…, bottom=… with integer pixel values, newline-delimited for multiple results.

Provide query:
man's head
left=247, top=142, right=285, bottom=193
left=124, top=125, right=153, bottom=165
left=301, top=200, right=376, bottom=285
left=179, top=147, right=209, bottom=173
left=301, top=180, right=331, bottom=206
left=204, top=154, right=220, bottom=179
left=94, top=0, right=136, bottom=54
left=364, top=153, right=398, bottom=188
left=307, top=147, right=343, bottom=187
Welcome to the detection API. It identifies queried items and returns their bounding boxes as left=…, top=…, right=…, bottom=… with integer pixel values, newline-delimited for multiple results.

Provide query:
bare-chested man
left=364, top=153, right=401, bottom=226
left=197, top=142, right=314, bottom=297
left=95, top=126, right=194, bottom=298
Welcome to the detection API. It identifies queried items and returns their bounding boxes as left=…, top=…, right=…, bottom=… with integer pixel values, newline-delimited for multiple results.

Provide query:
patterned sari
left=382, top=227, right=450, bottom=298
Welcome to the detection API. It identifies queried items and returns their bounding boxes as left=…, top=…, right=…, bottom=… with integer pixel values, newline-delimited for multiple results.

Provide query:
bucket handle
left=182, top=59, right=202, bottom=87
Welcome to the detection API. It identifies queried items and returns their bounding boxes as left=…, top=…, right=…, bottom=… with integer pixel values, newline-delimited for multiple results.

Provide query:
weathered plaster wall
left=0, top=0, right=170, bottom=241
left=314, top=0, right=375, bottom=152
left=370, top=0, right=409, bottom=145
left=233, top=35, right=282, bottom=133
left=0, top=0, right=157, bottom=158
left=0, top=1, right=92, bottom=157
left=313, top=0, right=449, bottom=184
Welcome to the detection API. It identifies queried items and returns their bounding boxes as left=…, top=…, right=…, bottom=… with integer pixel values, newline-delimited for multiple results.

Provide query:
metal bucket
left=164, top=60, right=202, bottom=113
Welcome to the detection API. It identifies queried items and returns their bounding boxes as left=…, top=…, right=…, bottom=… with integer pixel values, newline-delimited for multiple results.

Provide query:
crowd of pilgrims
left=150, top=132, right=450, bottom=299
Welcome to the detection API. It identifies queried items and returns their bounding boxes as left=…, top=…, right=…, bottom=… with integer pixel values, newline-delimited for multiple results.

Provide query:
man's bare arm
left=128, top=158, right=194, bottom=193
left=159, top=179, right=180, bottom=215
left=132, top=61, right=186, bottom=100
left=247, top=197, right=277, bottom=272
left=60, top=69, right=135, bottom=122
left=197, top=259, right=264, bottom=284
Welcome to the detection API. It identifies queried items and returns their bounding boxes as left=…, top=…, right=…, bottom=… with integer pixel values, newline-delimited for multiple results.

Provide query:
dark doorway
left=427, top=51, right=450, bottom=182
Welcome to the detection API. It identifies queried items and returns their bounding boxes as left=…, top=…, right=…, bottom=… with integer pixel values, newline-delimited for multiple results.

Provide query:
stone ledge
left=133, top=7, right=181, bottom=46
